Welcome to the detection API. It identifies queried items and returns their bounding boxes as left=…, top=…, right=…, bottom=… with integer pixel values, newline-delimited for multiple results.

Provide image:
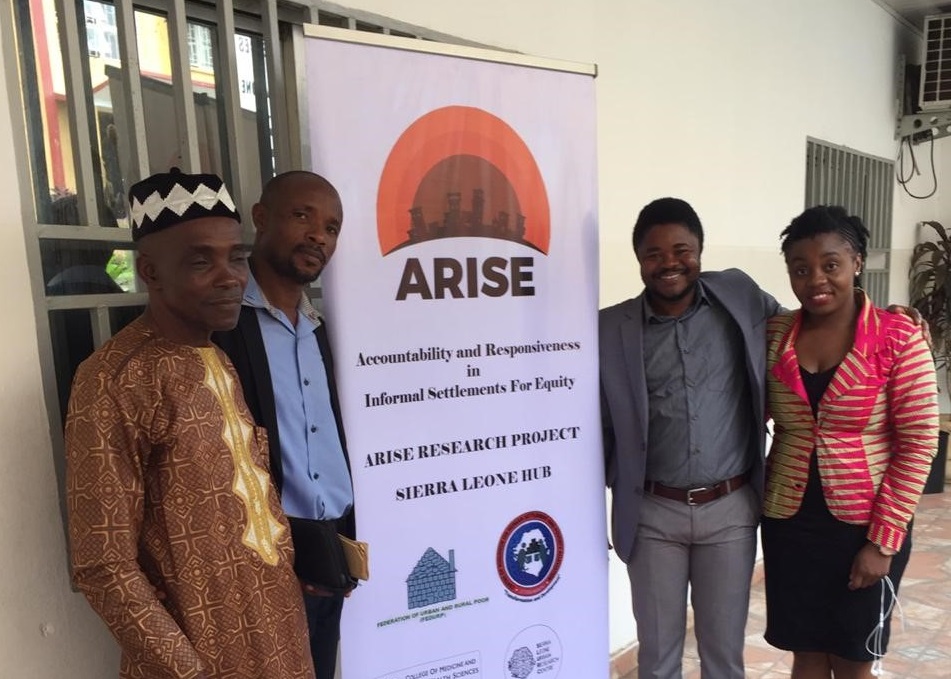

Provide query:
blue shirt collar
left=243, top=272, right=323, bottom=328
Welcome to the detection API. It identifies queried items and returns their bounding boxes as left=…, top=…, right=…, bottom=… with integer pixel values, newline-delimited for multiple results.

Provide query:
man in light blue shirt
left=214, top=171, right=352, bottom=678
left=243, top=274, right=352, bottom=522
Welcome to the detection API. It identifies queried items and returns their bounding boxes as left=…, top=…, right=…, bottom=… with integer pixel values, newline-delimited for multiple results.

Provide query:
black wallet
left=286, top=516, right=357, bottom=594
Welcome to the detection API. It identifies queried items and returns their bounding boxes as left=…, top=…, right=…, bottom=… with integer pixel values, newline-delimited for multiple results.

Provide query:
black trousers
left=304, top=591, right=345, bottom=678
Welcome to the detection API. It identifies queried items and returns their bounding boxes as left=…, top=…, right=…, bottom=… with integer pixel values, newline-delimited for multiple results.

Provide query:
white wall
left=1, top=0, right=948, bottom=674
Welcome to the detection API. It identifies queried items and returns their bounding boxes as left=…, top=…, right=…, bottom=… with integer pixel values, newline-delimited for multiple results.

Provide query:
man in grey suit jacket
left=600, top=198, right=780, bottom=679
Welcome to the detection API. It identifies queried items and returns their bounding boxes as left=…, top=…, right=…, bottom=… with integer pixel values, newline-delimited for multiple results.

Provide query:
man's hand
left=848, top=543, right=891, bottom=590
left=301, top=581, right=336, bottom=597
left=886, top=304, right=932, bottom=349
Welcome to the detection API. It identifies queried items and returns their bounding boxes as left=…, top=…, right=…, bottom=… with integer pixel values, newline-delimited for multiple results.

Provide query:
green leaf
left=910, top=221, right=951, bottom=363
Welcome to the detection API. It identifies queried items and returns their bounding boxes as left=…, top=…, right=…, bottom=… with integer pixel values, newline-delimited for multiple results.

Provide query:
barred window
left=7, top=0, right=481, bottom=429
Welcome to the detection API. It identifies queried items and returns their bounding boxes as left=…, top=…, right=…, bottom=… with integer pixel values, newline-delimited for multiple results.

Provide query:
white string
left=866, top=576, right=903, bottom=677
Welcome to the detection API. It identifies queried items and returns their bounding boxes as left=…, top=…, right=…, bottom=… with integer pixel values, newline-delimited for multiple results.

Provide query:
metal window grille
left=804, top=138, right=894, bottom=306
left=1, top=0, right=487, bottom=514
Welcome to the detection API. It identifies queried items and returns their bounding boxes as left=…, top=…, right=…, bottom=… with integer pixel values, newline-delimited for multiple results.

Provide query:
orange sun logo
left=377, top=106, right=550, bottom=256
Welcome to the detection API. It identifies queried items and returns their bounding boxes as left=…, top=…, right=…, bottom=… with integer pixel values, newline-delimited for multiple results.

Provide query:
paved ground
left=615, top=488, right=951, bottom=678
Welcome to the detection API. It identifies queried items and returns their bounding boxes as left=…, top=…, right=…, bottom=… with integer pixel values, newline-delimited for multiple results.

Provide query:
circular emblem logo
left=496, top=511, right=563, bottom=599
left=504, top=624, right=563, bottom=678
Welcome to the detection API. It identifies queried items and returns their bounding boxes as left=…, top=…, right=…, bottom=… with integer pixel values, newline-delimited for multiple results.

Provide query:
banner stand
left=304, top=25, right=605, bottom=678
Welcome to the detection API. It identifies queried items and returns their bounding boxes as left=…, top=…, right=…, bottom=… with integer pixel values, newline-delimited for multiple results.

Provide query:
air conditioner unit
left=919, top=14, right=951, bottom=109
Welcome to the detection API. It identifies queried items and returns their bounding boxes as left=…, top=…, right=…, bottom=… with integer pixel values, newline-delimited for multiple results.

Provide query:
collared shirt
left=642, top=281, right=754, bottom=488
left=244, top=274, right=353, bottom=520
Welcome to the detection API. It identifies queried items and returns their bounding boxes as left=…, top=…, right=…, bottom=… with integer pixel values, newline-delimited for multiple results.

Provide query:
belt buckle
left=686, top=486, right=709, bottom=506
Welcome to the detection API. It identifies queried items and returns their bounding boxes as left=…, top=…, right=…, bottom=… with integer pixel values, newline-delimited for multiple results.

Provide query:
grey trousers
left=627, top=484, right=758, bottom=679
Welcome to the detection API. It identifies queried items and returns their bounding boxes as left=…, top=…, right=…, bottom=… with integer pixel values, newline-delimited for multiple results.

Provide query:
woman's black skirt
left=761, top=458, right=911, bottom=662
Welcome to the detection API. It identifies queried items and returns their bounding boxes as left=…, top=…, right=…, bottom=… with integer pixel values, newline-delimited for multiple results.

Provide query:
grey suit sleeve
left=759, top=287, right=784, bottom=316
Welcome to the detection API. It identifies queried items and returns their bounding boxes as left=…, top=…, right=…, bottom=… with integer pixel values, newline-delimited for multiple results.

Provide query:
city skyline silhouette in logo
left=377, top=106, right=550, bottom=257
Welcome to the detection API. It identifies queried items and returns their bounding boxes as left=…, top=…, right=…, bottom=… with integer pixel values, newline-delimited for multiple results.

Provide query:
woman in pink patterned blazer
left=762, top=205, right=939, bottom=679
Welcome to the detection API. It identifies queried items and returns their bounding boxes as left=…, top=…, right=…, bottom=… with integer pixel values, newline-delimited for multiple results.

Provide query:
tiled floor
left=617, top=488, right=951, bottom=678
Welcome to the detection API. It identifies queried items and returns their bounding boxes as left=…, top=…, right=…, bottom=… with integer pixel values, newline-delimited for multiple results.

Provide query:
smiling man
left=213, top=171, right=355, bottom=678
left=65, top=168, right=314, bottom=679
left=599, top=197, right=780, bottom=679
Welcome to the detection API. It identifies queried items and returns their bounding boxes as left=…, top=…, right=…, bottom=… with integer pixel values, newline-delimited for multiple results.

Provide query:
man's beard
left=270, top=249, right=322, bottom=285
left=647, top=273, right=697, bottom=302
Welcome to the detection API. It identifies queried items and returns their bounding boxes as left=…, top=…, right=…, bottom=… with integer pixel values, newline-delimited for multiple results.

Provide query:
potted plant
left=909, top=220, right=951, bottom=491
left=910, top=221, right=951, bottom=378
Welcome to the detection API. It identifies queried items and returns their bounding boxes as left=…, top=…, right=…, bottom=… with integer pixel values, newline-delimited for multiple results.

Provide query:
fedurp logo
left=376, top=106, right=550, bottom=300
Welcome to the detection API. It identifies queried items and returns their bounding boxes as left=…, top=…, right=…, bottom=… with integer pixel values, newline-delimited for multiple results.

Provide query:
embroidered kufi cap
left=129, top=167, right=240, bottom=242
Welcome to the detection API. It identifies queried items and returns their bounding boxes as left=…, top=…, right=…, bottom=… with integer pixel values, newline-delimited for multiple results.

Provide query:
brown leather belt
left=644, top=473, right=748, bottom=506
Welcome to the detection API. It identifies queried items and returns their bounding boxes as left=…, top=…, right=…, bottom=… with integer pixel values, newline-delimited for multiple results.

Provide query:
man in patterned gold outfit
left=65, top=168, right=314, bottom=679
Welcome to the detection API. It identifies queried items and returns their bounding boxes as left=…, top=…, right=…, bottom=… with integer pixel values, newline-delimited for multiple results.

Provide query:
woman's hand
left=848, top=543, right=892, bottom=590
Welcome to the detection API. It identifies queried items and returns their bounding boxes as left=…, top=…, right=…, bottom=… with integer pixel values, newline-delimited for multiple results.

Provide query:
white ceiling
left=878, top=0, right=951, bottom=29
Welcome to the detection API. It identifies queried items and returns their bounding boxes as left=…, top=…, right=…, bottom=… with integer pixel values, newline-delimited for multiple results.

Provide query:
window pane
left=355, top=21, right=384, bottom=33
left=83, top=0, right=130, bottom=228
left=318, top=12, right=349, bottom=28
left=15, top=0, right=79, bottom=223
left=234, top=32, right=274, bottom=194
left=17, top=0, right=137, bottom=229
left=185, top=21, right=223, bottom=175
left=41, top=241, right=140, bottom=295
left=133, top=13, right=224, bottom=176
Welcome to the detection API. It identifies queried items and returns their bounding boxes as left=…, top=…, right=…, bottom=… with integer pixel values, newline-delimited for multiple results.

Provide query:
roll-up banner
left=305, top=25, right=605, bottom=678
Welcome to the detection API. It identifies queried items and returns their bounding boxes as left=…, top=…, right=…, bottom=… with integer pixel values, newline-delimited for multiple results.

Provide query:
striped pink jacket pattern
left=764, top=293, right=939, bottom=551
